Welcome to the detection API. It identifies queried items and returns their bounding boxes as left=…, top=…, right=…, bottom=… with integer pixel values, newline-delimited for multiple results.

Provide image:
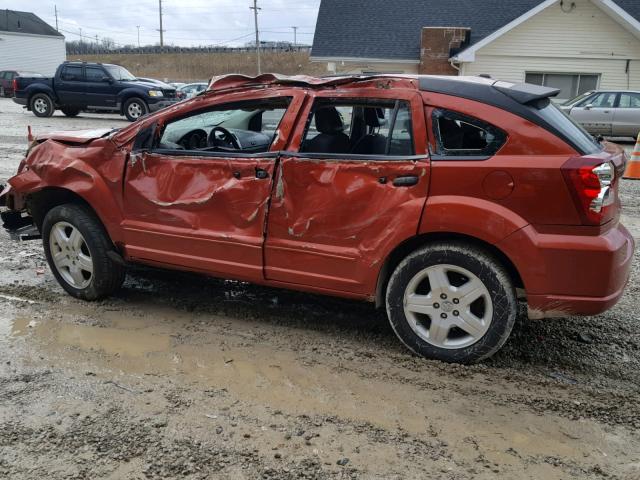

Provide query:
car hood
left=122, top=80, right=174, bottom=91
left=36, top=128, right=117, bottom=144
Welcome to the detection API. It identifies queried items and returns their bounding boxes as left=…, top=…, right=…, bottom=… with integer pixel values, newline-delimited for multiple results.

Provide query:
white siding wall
left=461, top=0, right=640, bottom=91
left=0, top=31, right=66, bottom=75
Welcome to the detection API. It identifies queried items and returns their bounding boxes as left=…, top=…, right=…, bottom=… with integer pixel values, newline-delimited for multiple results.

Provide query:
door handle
left=256, top=168, right=269, bottom=179
left=392, top=175, right=419, bottom=187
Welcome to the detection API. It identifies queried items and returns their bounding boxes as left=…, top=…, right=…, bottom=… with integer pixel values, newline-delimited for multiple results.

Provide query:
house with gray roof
left=0, top=10, right=65, bottom=76
left=311, top=0, right=640, bottom=101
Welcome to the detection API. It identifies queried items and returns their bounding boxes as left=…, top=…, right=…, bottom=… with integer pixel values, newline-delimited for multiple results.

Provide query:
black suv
left=12, top=62, right=179, bottom=121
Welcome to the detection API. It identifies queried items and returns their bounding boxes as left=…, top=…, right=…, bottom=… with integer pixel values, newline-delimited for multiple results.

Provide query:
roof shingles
left=311, top=0, right=640, bottom=60
left=0, top=9, right=63, bottom=37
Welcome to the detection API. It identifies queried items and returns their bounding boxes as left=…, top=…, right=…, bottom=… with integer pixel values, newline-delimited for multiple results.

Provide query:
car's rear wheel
left=31, top=93, right=54, bottom=118
left=61, top=107, right=80, bottom=117
left=386, top=243, right=517, bottom=363
left=124, top=97, right=148, bottom=122
left=42, top=204, right=126, bottom=300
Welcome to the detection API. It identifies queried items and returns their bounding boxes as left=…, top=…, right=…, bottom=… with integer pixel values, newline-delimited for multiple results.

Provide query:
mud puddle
left=1, top=285, right=639, bottom=479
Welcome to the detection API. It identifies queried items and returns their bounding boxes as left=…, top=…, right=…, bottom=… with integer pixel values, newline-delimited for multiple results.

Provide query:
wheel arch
left=26, top=87, right=56, bottom=107
left=374, top=232, right=524, bottom=308
left=29, top=187, right=96, bottom=229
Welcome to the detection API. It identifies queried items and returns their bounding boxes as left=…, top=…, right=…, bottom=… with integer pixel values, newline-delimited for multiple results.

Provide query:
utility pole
left=250, top=0, right=261, bottom=75
left=292, top=26, right=297, bottom=47
left=54, top=5, right=58, bottom=31
left=136, top=25, right=141, bottom=48
left=157, top=0, right=165, bottom=47
left=79, top=27, right=82, bottom=48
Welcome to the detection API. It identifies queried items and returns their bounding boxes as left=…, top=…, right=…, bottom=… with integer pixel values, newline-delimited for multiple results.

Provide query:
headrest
left=314, top=107, right=344, bottom=134
left=364, top=107, right=386, bottom=128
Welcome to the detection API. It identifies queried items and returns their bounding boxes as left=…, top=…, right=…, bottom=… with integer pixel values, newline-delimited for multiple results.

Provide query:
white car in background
left=178, top=82, right=208, bottom=99
left=561, top=90, right=640, bottom=138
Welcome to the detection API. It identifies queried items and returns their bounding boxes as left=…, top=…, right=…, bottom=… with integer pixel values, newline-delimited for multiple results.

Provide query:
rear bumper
left=499, top=222, right=635, bottom=318
left=12, top=97, right=27, bottom=106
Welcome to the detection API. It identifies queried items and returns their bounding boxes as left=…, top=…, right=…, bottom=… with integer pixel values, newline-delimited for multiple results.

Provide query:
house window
left=525, top=73, right=599, bottom=101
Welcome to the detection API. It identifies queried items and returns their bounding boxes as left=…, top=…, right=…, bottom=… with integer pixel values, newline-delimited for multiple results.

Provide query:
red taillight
left=12, top=78, right=17, bottom=93
left=561, top=157, right=616, bottom=225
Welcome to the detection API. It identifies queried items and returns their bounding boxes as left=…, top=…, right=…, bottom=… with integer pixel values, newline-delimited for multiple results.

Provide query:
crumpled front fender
left=5, top=138, right=127, bottom=243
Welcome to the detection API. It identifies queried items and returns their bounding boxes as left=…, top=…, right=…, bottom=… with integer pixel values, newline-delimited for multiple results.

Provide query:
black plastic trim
left=430, top=155, right=491, bottom=162
left=150, top=148, right=278, bottom=159
left=281, top=151, right=429, bottom=162
left=493, top=82, right=560, bottom=105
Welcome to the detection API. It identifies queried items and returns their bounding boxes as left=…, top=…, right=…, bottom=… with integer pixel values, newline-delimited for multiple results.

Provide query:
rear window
left=534, top=99, right=602, bottom=154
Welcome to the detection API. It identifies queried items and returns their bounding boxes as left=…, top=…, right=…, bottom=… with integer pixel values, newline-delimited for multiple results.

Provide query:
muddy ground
left=0, top=97, right=639, bottom=479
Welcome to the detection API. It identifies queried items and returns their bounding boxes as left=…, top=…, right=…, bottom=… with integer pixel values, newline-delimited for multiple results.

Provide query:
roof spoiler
left=493, top=81, right=560, bottom=105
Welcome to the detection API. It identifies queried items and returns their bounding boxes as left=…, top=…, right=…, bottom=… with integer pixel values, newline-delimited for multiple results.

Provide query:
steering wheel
left=207, top=126, right=240, bottom=150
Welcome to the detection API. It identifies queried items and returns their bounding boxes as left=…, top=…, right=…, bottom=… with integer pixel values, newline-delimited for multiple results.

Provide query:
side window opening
left=300, top=99, right=414, bottom=156
left=61, top=66, right=83, bottom=81
left=156, top=97, right=291, bottom=155
left=432, top=109, right=507, bottom=158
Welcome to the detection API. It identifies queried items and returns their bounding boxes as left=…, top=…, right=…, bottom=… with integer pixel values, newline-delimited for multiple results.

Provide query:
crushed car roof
left=206, top=73, right=560, bottom=106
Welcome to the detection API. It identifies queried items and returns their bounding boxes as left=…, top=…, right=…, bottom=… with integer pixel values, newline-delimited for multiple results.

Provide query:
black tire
left=61, top=107, right=80, bottom=117
left=30, top=93, right=54, bottom=118
left=386, top=243, right=517, bottom=364
left=42, top=204, right=126, bottom=300
left=123, top=97, right=148, bottom=122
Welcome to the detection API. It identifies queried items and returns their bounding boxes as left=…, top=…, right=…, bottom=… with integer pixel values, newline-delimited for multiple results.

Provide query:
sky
left=14, top=0, right=320, bottom=47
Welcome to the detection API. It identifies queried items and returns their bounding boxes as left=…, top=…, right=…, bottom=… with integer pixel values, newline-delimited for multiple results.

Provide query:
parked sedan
left=177, top=82, right=208, bottom=99
left=561, top=90, right=640, bottom=138
left=0, top=70, right=43, bottom=97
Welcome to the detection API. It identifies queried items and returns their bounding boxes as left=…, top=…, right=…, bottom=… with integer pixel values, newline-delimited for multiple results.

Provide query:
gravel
left=0, top=97, right=639, bottom=479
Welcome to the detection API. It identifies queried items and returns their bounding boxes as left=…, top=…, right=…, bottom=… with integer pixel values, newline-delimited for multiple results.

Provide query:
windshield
left=562, top=91, right=594, bottom=107
left=104, top=65, right=136, bottom=81
left=535, top=100, right=602, bottom=154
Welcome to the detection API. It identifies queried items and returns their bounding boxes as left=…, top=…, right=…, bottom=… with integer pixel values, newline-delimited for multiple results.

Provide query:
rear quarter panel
left=419, top=92, right=582, bottom=247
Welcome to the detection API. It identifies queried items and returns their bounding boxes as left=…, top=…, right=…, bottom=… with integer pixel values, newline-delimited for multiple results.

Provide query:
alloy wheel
left=403, top=264, right=493, bottom=349
left=49, top=221, right=93, bottom=289
left=33, top=98, right=48, bottom=114
left=127, top=102, right=143, bottom=119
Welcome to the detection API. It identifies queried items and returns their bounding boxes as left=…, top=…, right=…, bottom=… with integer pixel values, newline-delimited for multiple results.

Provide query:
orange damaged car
left=0, top=74, right=634, bottom=363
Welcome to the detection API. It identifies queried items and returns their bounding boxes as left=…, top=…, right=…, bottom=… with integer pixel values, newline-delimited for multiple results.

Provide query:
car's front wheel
left=386, top=243, right=517, bottom=363
left=31, top=93, right=54, bottom=118
left=42, top=204, right=126, bottom=300
left=123, top=97, right=148, bottom=122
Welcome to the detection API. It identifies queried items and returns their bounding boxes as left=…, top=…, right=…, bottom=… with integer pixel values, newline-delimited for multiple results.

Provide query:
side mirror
left=102, top=76, right=113, bottom=83
left=584, top=104, right=593, bottom=110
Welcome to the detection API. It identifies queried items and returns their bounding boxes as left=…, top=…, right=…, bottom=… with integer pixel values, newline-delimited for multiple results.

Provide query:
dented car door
left=264, top=89, right=430, bottom=295
left=121, top=92, right=304, bottom=282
